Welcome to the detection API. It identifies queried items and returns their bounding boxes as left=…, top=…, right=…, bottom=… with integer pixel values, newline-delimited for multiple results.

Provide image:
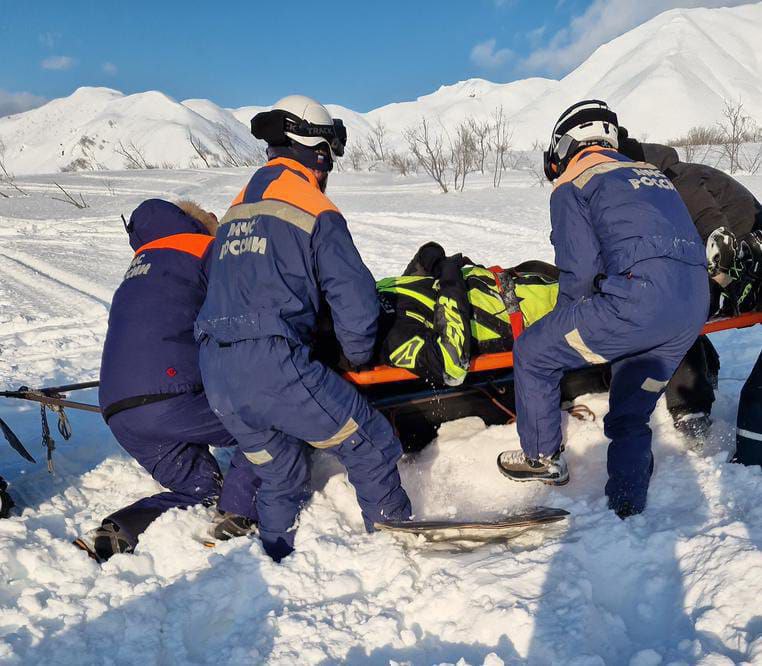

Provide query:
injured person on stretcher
left=318, top=241, right=560, bottom=388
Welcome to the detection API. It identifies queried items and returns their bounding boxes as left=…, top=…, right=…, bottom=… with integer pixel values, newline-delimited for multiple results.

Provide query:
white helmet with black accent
left=543, top=100, right=619, bottom=181
left=251, top=94, right=347, bottom=164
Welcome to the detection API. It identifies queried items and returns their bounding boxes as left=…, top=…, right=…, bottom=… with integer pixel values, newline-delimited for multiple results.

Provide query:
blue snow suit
left=514, top=147, right=709, bottom=512
left=196, top=157, right=412, bottom=561
left=100, top=200, right=259, bottom=547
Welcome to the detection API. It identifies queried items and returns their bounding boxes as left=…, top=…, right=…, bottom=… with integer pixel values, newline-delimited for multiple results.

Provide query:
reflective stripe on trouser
left=736, top=350, right=762, bottom=466
left=105, top=392, right=260, bottom=547
left=513, top=263, right=708, bottom=510
left=199, top=337, right=412, bottom=560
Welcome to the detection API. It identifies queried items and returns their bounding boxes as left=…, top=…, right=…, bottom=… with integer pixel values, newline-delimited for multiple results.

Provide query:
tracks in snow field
left=0, top=249, right=109, bottom=387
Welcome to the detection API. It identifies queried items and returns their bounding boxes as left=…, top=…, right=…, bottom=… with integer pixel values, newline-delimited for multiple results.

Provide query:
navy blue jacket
left=99, top=200, right=215, bottom=413
left=550, top=146, right=706, bottom=307
left=196, top=158, right=379, bottom=366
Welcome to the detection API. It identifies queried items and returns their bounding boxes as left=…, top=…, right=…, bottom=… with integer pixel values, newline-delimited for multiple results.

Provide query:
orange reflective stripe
left=555, top=147, right=617, bottom=188
left=134, top=233, right=214, bottom=259
left=230, top=185, right=247, bottom=206
left=263, top=168, right=339, bottom=217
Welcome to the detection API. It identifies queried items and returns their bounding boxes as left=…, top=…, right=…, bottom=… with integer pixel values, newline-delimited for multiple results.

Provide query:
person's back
left=100, top=199, right=215, bottom=414
left=197, top=95, right=411, bottom=561
left=498, top=100, right=709, bottom=519
left=81, top=199, right=260, bottom=562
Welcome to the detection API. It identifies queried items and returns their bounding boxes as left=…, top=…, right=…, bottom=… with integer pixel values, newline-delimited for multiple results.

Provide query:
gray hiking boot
left=497, top=450, right=570, bottom=486
left=73, top=521, right=133, bottom=563
left=208, top=512, right=258, bottom=542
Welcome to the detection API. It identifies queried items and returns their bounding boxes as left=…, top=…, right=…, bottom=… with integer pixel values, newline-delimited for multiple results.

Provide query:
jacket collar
left=266, top=158, right=319, bottom=189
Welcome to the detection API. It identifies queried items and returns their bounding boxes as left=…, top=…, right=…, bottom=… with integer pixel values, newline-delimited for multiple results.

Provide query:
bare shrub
left=388, top=150, right=417, bottom=176
left=0, top=139, right=28, bottom=196
left=188, top=131, right=213, bottom=168
left=467, top=118, right=492, bottom=174
left=366, top=119, right=388, bottom=162
left=345, top=144, right=367, bottom=171
left=116, top=140, right=155, bottom=169
left=451, top=122, right=477, bottom=192
left=491, top=105, right=513, bottom=187
left=51, top=182, right=89, bottom=209
left=405, top=118, right=450, bottom=193
left=717, top=98, right=757, bottom=174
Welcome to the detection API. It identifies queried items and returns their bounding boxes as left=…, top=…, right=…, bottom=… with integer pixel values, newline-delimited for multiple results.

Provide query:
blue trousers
left=106, top=392, right=260, bottom=547
left=200, top=336, right=412, bottom=561
left=514, top=260, right=708, bottom=511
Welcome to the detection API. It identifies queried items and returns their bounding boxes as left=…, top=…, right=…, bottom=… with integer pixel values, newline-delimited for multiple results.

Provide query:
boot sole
left=72, top=538, right=104, bottom=564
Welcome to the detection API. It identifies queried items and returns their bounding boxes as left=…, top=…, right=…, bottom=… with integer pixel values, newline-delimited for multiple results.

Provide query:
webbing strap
left=488, top=266, right=524, bottom=338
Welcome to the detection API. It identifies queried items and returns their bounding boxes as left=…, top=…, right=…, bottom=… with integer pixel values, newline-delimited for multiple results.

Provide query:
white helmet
left=251, top=94, right=346, bottom=161
left=543, top=100, right=619, bottom=181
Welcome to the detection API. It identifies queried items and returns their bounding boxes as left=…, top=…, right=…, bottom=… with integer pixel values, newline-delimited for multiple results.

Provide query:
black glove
left=706, top=227, right=739, bottom=277
left=403, top=242, right=446, bottom=276
left=739, top=230, right=762, bottom=281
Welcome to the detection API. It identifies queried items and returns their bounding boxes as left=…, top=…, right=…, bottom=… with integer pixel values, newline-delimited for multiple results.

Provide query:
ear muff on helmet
left=251, top=110, right=347, bottom=157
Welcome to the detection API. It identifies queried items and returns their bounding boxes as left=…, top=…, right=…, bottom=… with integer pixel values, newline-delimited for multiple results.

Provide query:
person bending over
left=497, top=101, right=708, bottom=519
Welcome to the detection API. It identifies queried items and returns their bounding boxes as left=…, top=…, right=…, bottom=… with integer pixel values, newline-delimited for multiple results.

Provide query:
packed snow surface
left=4, top=3, right=762, bottom=174
left=0, top=167, right=761, bottom=665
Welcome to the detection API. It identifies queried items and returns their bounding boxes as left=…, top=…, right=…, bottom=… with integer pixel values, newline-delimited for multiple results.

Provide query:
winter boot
left=674, top=412, right=712, bottom=448
left=608, top=498, right=643, bottom=520
left=209, top=511, right=258, bottom=542
left=73, top=521, right=133, bottom=563
left=497, top=450, right=569, bottom=485
left=0, top=477, right=14, bottom=519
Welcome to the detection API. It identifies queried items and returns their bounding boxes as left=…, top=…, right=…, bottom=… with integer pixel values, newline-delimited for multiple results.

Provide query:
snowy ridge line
left=0, top=249, right=113, bottom=306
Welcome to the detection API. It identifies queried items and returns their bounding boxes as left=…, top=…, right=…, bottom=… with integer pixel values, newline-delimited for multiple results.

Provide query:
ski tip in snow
left=374, top=506, right=570, bottom=543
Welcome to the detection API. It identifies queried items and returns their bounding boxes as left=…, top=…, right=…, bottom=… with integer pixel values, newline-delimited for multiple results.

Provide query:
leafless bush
left=188, top=131, right=213, bottom=168
left=366, top=119, right=388, bottom=162
left=451, top=122, right=477, bottom=192
left=467, top=118, right=492, bottom=175
left=345, top=144, right=367, bottom=171
left=405, top=118, right=450, bottom=193
left=61, top=157, right=93, bottom=172
left=669, top=125, right=723, bottom=163
left=717, top=98, right=757, bottom=174
left=491, top=105, right=513, bottom=187
left=215, top=129, right=264, bottom=168
left=388, top=150, right=417, bottom=176
left=101, top=178, right=117, bottom=196
left=116, top=140, right=155, bottom=169
left=51, top=182, right=89, bottom=208
left=0, top=139, right=28, bottom=196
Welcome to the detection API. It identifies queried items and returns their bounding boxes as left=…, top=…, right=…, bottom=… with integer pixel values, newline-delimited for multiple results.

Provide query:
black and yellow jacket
left=376, top=246, right=559, bottom=387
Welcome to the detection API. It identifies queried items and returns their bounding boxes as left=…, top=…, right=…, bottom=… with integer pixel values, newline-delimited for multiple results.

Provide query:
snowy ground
left=0, top=167, right=761, bottom=665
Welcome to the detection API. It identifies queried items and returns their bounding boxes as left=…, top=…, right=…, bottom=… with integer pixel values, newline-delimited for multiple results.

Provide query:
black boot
left=73, top=521, right=133, bottom=562
left=209, top=511, right=258, bottom=542
left=0, top=477, right=14, bottom=519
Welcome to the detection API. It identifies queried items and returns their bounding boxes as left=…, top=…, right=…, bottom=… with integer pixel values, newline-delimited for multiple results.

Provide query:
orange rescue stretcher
left=348, top=311, right=762, bottom=386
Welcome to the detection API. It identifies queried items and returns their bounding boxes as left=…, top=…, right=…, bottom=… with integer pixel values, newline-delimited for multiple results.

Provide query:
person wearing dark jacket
left=75, top=199, right=260, bottom=562
left=196, top=95, right=411, bottom=562
left=497, top=101, right=708, bottom=519
left=618, top=133, right=762, bottom=439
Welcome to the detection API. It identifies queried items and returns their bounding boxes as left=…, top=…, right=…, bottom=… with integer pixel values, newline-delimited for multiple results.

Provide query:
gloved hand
left=739, top=230, right=762, bottom=281
left=706, top=227, right=739, bottom=284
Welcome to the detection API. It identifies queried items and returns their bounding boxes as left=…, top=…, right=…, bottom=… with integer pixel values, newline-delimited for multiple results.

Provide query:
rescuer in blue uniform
left=196, top=95, right=412, bottom=561
left=497, top=101, right=709, bottom=518
left=75, top=199, right=260, bottom=562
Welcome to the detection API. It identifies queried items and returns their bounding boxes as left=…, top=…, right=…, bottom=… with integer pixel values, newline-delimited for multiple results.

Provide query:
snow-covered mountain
left=2, top=2, right=762, bottom=174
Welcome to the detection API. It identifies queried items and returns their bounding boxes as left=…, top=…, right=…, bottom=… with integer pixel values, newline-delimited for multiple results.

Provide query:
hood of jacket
left=126, top=199, right=209, bottom=252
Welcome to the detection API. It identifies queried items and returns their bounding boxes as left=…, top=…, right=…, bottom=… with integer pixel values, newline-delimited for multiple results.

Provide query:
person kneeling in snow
left=497, top=100, right=709, bottom=519
left=75, top=199, right=260, bottom=562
